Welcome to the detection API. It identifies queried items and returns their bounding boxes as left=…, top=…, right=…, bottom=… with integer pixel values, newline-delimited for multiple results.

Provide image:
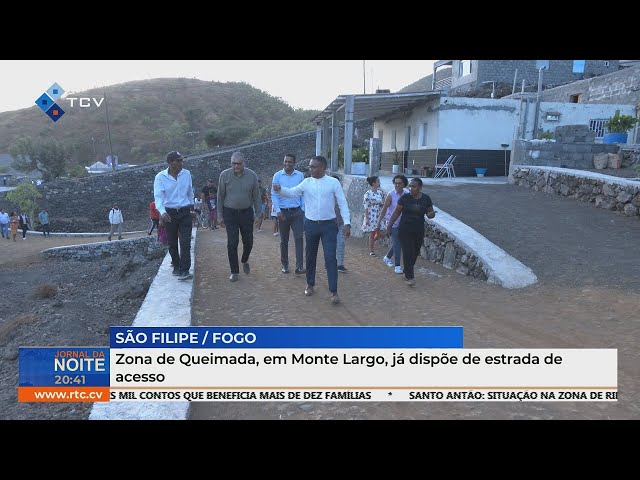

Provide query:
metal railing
left=589, top=119, right=609, bottom=140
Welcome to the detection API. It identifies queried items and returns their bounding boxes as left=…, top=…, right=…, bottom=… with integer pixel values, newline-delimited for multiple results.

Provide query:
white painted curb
left=89, top=227, right=196, bottom=420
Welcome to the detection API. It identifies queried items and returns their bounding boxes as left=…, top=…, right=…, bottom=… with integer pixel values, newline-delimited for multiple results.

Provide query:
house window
left=573, top=60, right=586, bottom=73
left=536, top=60, right=549, bottom=70
left=459, top=60, right=471, bottom=77
left=569, top=94, right=581, bottom=103
left=420, top=123, right=428, bottom=146
left=391, top=130, right=397, bottom=150
left=604, top=61, right=609, bottom=67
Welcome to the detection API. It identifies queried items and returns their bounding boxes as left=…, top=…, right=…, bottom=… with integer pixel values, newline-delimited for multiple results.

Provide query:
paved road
left=426, top=182, right=640, bottom=291
left=188, top=189, right=640, bottom=419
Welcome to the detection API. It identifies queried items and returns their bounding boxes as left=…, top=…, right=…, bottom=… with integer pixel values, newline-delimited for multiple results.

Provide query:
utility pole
left=363, top=60, right=366, bottom=94
left=104, top=90, right=115, bottom=171
left=186, top=131, right=199, bottom=152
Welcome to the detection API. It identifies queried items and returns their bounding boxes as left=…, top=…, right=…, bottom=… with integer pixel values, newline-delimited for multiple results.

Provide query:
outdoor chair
left=434, top=155, right=456, bottom=178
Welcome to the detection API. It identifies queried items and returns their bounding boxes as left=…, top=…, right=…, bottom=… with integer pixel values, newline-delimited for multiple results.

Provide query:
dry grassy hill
left=0, top=78, right=319, bottom=171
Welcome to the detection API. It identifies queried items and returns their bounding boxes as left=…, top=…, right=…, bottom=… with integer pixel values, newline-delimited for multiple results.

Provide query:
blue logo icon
left=35, top=82, right=65, bottom=122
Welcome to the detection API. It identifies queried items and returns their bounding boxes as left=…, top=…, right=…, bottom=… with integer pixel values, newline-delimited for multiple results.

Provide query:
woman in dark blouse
left=385, top=177, right=436, bottom=286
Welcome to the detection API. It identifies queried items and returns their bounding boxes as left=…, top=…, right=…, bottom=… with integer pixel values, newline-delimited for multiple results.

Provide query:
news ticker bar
left=106, top=389, right=618, bottom=402
left=16, top=388, right=617, bottom=403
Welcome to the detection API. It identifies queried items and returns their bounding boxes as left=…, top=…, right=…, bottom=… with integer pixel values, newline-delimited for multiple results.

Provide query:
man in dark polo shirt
left=217, top=151, right=261, bottom=282
left=153, top=150, right=194, bottom=281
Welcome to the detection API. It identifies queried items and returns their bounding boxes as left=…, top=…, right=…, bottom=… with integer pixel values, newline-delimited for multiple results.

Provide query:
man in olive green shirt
left=217, top=151, right=261, bottom=282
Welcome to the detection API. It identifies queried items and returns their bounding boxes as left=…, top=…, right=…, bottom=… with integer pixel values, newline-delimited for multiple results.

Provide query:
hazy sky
left=0, top=60, right=435, bottom=114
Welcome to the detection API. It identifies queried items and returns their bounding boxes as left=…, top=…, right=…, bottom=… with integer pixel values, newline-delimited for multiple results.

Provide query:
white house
left=312, top=92, right=636, bottom=177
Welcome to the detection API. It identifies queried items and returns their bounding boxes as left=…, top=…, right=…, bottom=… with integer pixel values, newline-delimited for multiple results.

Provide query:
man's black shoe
left=172, top=267, right=180, bottom=276
left=242, top=262, right=250, bottom=274
left=295, top=267, right=306, bottom=274
left=178, top=271, right=193, bottom=281
left=338, top=265, right=348, bottom=273
left=281, top=266, right=290, bottom=274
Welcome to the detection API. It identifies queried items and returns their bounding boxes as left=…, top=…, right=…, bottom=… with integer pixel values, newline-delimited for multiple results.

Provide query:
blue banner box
left=19, top=347, right=110, bottom=387
left=110, top=326, right=463, bottom=349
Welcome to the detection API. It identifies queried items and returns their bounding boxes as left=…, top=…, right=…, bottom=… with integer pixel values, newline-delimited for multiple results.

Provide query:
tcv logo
left=35, top=82, right=104, bottom=122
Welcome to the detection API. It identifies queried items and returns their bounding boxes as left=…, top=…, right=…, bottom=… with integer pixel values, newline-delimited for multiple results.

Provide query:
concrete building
left=432, top=60, right=620, bottom=97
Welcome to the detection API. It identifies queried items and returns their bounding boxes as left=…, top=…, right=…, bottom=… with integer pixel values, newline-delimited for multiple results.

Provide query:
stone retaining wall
left=511, top=138, right=619, bottom=169
left=42, top=236, right=168, bottom=261
left=511, top=166, right=640, bottom=217
left=423, top=224, right=488, bottom=280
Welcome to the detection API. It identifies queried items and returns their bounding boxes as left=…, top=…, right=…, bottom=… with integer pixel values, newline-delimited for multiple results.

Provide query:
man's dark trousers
left=304, top=218, right=338, bottom=293
left=278, top=207, right=304, bottom=270
left=223, top=208, right=254, bottom=274
left=165, top=208, right=193, bottom=273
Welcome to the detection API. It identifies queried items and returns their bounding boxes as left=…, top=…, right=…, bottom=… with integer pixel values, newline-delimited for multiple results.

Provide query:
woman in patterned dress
left=361, top=176, right=385, bottom=256
left=9, top=211, right=19, bottom=242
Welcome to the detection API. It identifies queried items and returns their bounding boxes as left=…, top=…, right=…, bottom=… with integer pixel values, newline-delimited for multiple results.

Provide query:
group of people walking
left=362, top=174, right=436, bottom=287
left=0, top=208, right=51, bottom=240
left=151, top=148, right=436, bottom=299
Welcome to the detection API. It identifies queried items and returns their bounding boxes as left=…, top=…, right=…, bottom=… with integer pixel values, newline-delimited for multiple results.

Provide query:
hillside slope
left=0, top=78, right=319, bottom=168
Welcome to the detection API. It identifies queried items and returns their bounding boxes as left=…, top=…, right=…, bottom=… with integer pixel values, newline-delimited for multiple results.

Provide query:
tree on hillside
left=205, top=131, right=224, bottom=148
left=6, top=183, right=42, bottom=225
left=9, top=137, right=68, bottom=181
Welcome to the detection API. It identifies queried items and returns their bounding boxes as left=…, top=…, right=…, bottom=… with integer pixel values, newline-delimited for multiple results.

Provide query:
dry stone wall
left=512, top=166, right=640, bottom=218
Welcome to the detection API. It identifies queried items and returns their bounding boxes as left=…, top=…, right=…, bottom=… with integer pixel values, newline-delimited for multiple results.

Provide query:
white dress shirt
left=278, top=175, right=350, bottom=225
left=153, top=167, right=194, bottom=215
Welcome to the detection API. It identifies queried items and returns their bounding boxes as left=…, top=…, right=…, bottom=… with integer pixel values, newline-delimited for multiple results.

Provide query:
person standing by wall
left=154, top=150, right=194, bottom=281
left=202, top=179, right=218, bottom=230
left=148, top=200, right=161, bottom=236
left=271, top=153, right=305, bottom=274
left=256, top=180, right=269, bottom=232
left=217, top=151, right=261, bottom=282
left=378, top=174, right=409, bottom=274
left=0, top=207, right=10, bottom=239
left=19, top=212, right=32, bottom=240
left=107, top=203, right=124, bottom=241
left=273, top=155, right=350, bottom=305
left=193, top=196, right=203, bottom=228
left=385, top=177, right=436, bottom=287
left=38, top=209, right=51, bottom=237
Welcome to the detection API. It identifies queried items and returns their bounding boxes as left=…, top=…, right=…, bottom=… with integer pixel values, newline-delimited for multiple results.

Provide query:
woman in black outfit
left=385, top=177, right=436, bottom=287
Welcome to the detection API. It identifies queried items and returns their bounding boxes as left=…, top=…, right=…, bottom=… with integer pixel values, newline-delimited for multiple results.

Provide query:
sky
left=0, top=60, right=435, bottom=114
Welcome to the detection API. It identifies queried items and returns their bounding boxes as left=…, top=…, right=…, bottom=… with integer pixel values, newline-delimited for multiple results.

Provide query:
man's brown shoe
left=304, top=285, right=314, bottom=296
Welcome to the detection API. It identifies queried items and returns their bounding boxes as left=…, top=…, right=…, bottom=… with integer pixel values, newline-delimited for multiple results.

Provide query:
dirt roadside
left=0, top=233, right=164, bottom=420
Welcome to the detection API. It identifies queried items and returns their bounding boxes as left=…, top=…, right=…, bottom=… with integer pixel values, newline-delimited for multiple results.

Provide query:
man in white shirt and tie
left=273, top=155, right=350, bottom=305
left=153, top=151, right=194, bottom=281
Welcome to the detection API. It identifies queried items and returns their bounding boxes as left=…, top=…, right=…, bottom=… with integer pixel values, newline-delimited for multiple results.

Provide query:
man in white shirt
left=0, top=208, right=8, bottom=239
left=153, top=151, right=194, bottom=281
left=107, top=203, right=124, bottom=241
left=271, top=153, right=305, bottom=274
left=273, top=155, right=350, bottom=305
